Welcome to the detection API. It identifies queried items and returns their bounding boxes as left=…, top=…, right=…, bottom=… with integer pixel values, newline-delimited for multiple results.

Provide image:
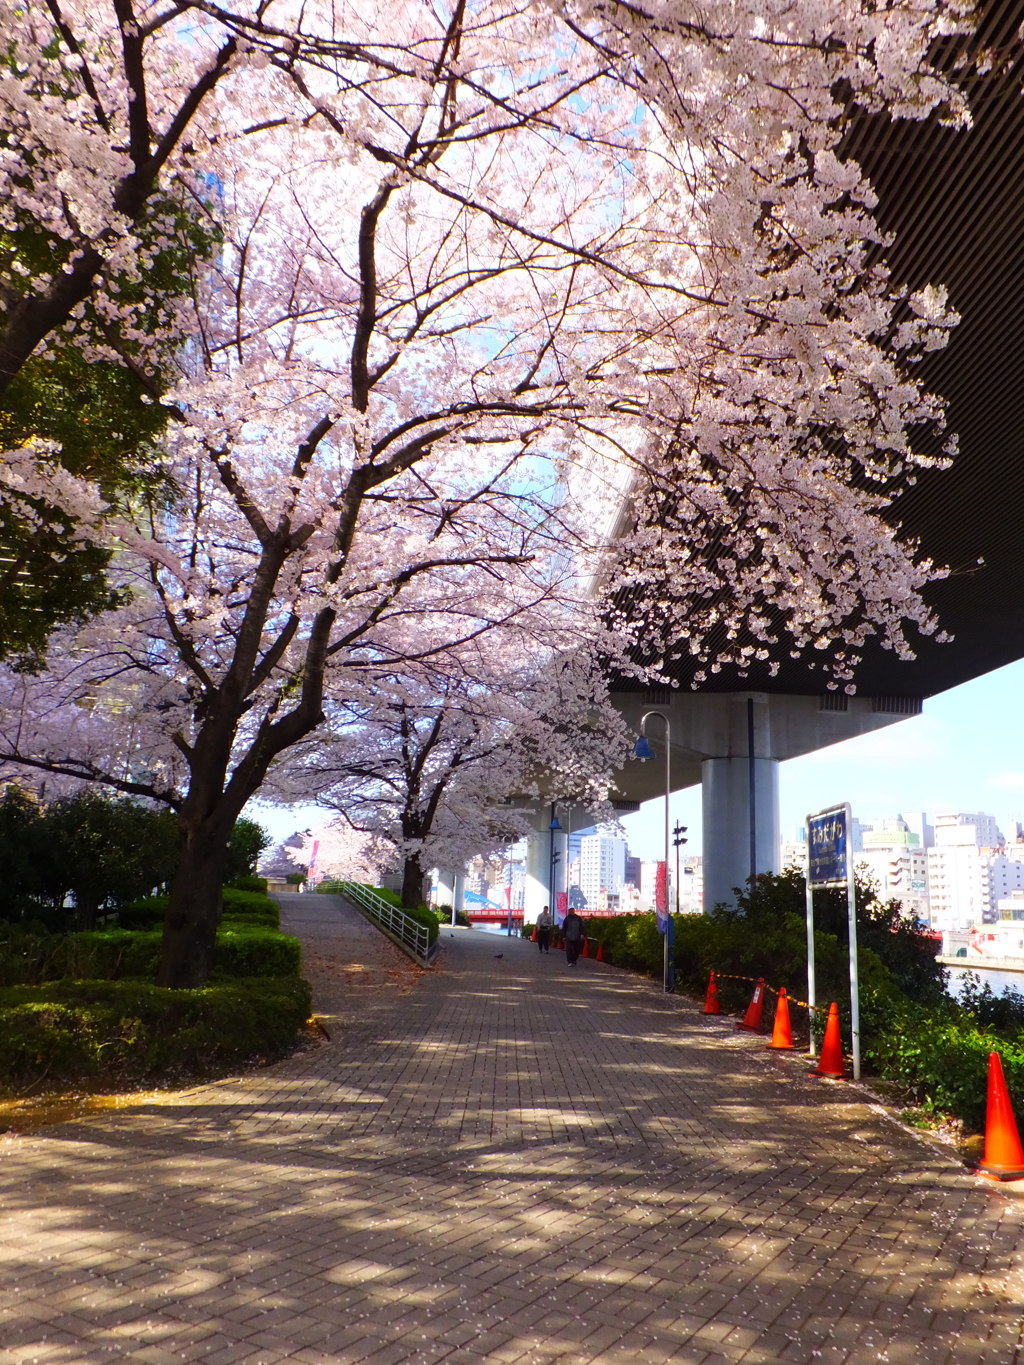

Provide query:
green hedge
left=0, top=976, right=312, bottom=1091
left=221, top=888, right=280, bottom=927
left=0, top=925, right=300, bottom=985
left=396, top=902, right=441, bottom=945
left=116, top=897, right=167, bottom=931
left=229, top=875, right=269, bottom=894
left=119, top=890, right=280, bottom=931
left=215, top=927, right=300, bottom=977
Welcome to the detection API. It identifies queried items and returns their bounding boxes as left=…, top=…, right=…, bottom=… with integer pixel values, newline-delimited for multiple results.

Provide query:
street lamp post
left=548, top=804, right=562, bottom=921
left=634, top=712, right=674, bottom=992
left=673, top=821, right=688, bottom=916
left=505, top=844, right=514, bottom=937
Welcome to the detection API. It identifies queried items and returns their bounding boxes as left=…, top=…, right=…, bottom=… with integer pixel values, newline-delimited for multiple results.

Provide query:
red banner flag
left=655, top=860, right=668, bottom=930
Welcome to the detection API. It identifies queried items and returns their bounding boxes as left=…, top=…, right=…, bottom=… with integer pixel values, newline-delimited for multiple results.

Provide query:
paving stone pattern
left=2, top=893, right=1023, bottom=1364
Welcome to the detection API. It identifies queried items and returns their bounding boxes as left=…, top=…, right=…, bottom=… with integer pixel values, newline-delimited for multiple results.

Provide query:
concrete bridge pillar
left=523, top=804, right=563, bottom=922
left=701, top=756, right=780, bottom=912
left=435, top=870, right=456, bottom=909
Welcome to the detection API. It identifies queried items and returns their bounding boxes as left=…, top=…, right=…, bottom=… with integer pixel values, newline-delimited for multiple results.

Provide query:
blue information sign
left=808, top=808, right=848, bottom=887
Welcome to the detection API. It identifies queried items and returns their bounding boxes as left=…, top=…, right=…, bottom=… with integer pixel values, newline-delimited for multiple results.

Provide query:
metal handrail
left=335, top=881, right=435, bottom=968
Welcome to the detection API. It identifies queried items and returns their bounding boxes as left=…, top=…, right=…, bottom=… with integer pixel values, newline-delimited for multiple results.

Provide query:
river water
left=942, top=962, right=1024, bottom=999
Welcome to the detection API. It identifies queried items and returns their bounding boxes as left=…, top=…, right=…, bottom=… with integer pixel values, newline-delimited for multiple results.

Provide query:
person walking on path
left=536, top=905, right=552, bottom=953
left=562, top=908, right=585, bottom=966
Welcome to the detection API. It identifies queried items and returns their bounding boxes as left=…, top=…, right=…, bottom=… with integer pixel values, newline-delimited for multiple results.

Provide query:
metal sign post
left=806, top=803, right=860, bottom=1080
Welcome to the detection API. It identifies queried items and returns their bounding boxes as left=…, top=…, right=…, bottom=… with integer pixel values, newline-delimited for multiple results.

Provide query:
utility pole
left=672, top=822, right=688, bottom=915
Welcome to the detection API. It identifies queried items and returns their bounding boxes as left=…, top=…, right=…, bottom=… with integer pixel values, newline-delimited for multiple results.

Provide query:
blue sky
left=252, top=656, right=1024, bottom=860
left=620, top=657, right=1024, bottom=859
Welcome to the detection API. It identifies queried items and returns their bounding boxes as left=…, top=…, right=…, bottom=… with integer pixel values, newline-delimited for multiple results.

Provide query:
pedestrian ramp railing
left=335, top=881, right=435, bottom=968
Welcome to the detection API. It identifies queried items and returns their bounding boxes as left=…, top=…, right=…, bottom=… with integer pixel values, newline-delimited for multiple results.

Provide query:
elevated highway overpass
left=516, top=0, right=1024, bottom=915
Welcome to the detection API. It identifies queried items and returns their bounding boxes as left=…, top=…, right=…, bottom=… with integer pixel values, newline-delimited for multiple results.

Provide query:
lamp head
left=633, top=734, right=655, bottom=762
left=549, top=816, right=562, bottom=831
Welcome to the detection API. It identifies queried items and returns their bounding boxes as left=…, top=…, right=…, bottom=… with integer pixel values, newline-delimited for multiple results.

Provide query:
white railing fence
left=333, top=882, right=435, bottom=968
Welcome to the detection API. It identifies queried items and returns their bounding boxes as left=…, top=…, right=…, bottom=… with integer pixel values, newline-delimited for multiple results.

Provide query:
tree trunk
left=157, top=816, right=233, bottom=988
left=401, top=855, right=425, bottom=910
left=77, top=896, right=99, bottom=932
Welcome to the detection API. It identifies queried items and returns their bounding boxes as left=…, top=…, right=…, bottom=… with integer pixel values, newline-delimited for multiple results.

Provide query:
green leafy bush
left=398, top=903, right=441, bottom=944
left=957, top=973, right=1024, bottom=1034
left=866, top=998, right=1024, bottom=1131
left=0, top=794, right=269, bottom=931
left=221, top=888, right=280, bottom=928
left=0, top=977, right=312, bottom=1091
left=214, top=928, right=300, bottom=978
left=118, top=888, right=281, bottom=932
left=229, top=875, right=269, bottom=895
left=584, top=913, right=663, bottom=977
left=0, top=925, right=300, bottom=985
left=0, top=787, right=178, bottom=930
left=323, top=885, right=441, bottom=944
left=117, top=897, right=167, bottom=931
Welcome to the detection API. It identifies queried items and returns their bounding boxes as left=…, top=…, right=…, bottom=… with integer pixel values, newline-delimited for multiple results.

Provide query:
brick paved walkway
left=2, top=893, right=1023, bottom=1365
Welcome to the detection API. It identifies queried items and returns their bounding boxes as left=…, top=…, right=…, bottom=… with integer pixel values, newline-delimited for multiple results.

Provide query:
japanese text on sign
left=808, top=809, right=848, bottom=886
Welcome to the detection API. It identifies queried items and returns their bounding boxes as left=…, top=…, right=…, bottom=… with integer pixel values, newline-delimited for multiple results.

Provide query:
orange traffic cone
left=809, top=1002, right=845, bottom=1077
left=596, top=941, right=604, bottom=962
left=736, top=978, right=766, bottom=1032
left=979, top=1052, right=1024, bottom=1181
left=582, top=937, right=590, bottom=958
left=703, top=971, right=721, bottom=1015
left=531, top=926, right=537, bottom=942
left=769, top=987, right=794, bottom=1050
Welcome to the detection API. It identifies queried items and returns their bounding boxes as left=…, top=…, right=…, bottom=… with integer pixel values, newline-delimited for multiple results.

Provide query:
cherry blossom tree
left=270, top=651, right=628, bottom=908
left=281, top=823, right=383, bottom=887
left=0, top=0, right=975, bottom=986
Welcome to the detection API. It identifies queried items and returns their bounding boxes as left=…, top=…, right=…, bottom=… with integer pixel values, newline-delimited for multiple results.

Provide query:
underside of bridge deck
left=612, top=0, right=1024, bottom=706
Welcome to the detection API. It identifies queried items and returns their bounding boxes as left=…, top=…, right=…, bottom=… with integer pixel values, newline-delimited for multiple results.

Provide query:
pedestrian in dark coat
left=563, top=909, right=585, bottom=966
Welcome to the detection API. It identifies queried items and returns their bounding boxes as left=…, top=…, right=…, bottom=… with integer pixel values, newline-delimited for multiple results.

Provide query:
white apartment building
left=780, top=839, right=808, bottom=871
left=934, top=811, right=1003, bottom=849
left=925, top=812, right=1024, bottom=931
left=987, top=851, right=1024, bottom=907
left=678, top=856, right=703, bottom=914
left=859, top=846, right=930, bottom=923
left=578, top=829, right=627, bottom=908
left=857, top=815, right=929, bottom=922
left=997, top=888, right=1024, bottom=921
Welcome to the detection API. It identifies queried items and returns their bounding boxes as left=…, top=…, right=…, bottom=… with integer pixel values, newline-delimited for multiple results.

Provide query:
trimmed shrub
left=117, top=897, right=167, bottom=931
left=371, top=886, right=403, bottom=908
left=0, top=930, right=166, bottom=984
left=584, top=912, right=664, bottom=977
left=0, top=976, right=312, bottom=1091
left=0, top=925, right=300, bottom=985
left=601, top=869, right=1020, bottom=1133
left=229, top=875, right=269, bottom=895
left=221, top=888, right=280, bottom=928
left=119, top=888, right=281, bottom=931
left=214, top=928, right=301, bottom=978
left=399, top=903, right=441, bottom=945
